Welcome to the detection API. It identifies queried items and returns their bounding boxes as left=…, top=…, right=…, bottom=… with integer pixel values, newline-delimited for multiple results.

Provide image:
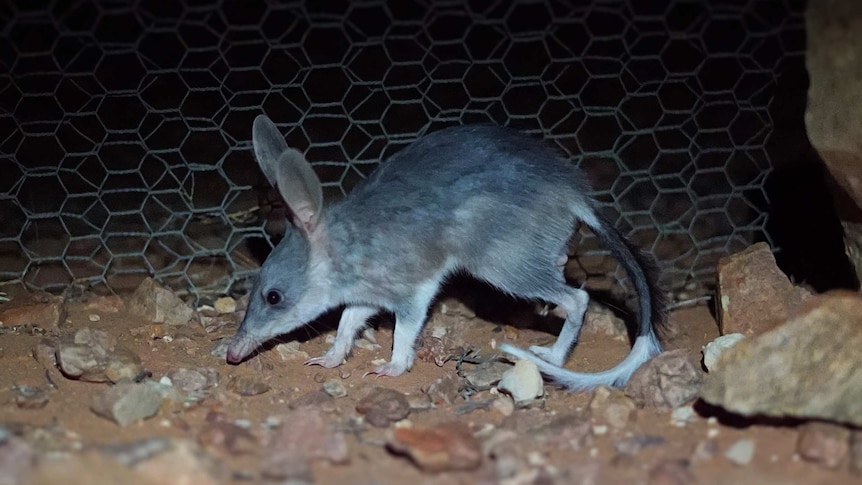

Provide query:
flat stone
left=716, top=243, right=812, bottom=336
left=90, top=382, right=163, bottom=426
left=796, top=422, right=850, bottom=469
left=625, top=350, right=703, bottom=408
left=0, top=297, right=66, bottom=331
left=128, top=277, right=193, bottom=325
left=224, top=375, right=270, bottom=396
left=263, top=408, right=349, bottom=480
left=355, top=387, right=410, bottom=427
left=289, top=390, right=336, bottom=413
left=700, top=292, right=862, bottom=426
left=274, top=341, right=310, bottom=361
left=56, top=329, right=142, bottom=384
left=387, top=423, right=481, bottom=473
left=462, top=360, right=511, bottom=390
left=322, top=378, right=347, bottom=399
left=497, top=359, right=544, bottom=403
left=168, top=368, right=218, bottom=399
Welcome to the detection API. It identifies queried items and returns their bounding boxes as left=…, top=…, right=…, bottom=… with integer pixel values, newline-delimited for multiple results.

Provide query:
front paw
left=363, top=361, right=408, bottom=378
left=304, top=349, right=345, bottom=368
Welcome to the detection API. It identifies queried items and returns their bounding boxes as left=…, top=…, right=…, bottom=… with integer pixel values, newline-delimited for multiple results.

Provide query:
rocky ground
left=0, top=249, right=859, bottom=485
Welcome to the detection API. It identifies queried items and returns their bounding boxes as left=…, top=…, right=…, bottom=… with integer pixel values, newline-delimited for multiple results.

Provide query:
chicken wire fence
left=0, top=0, right=799, bottom=301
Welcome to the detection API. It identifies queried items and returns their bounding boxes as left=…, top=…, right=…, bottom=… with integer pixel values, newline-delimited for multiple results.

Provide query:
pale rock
left=700, top=293, right=862, bottom=426
left=128, top=277, right=193, bottom=325
left=702, top=333, right=745, bottom=371
left=725, top=439, right=755, bottom=466
left=497, top=359, right=544, bottom=403
left=90, top=382, right=163, bottom=426
left=275, top=341, right=310, bottom=361
left=213, top=296, right=236, bottom=314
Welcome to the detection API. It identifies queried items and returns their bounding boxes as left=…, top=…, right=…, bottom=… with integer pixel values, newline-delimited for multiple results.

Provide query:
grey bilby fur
left=227, top=114, right=664, bottom=389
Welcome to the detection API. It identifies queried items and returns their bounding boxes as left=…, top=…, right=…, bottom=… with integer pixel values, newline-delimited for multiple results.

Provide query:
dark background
left=0, top=0, right=854, bottom=299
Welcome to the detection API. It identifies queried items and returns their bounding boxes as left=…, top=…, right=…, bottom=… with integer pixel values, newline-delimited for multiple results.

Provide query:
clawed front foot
left=363, top=361, right=409, bottom=378
left=304, top=348, right=346, bottom=368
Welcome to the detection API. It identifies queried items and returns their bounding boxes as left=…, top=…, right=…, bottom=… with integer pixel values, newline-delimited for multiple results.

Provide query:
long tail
left=500, top=211, right=665, bottom=390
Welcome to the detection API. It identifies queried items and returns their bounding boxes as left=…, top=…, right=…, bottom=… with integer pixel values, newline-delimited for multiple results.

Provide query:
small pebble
left=88, top=314, right=100, bottom=322
left=593, top=425, right=608, bottom=436
left=225, top=375, right=270, bottom=396
left=725, top=439, right=755, bottom=466
left=497, top=359, right=544, bottom=403
left=323, top=379, right=347, bottom=398
left=214, top=297, right=237, bottom=314
left=670, top=406, right=696, bottom=427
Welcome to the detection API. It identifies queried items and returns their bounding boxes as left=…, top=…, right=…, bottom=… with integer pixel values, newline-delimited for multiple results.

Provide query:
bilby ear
left=274, top=148, right=324, bottom=235
left=252, top=115, right=289, bottom=187
left=251, top=115, right=324, bottom=236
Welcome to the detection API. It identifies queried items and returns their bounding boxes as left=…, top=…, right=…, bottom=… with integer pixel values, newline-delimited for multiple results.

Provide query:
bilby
left=226, top=115, right=664, bottom=390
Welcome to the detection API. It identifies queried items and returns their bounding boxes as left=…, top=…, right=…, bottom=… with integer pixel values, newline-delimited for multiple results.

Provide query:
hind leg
left=528, top=286, right=589, bottom=366
left=472, top=248, right=589, bottom=367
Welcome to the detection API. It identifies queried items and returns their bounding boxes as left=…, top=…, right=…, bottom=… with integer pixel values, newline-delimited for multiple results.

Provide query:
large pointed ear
left=274, top=148, right=324, bottom=235
left=252, top=115, right=289, bottom=187
left=251, top=115, right=324, bottom=235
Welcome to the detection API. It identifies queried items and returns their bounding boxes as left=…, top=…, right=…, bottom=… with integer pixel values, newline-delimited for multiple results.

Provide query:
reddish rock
left=625, top=350, right=703, bottom=408
left=262, top=408, right=349, bottom=480
left=716, top=243, right=812, bottom=336
left=0, top=297, right=66, bottom=330
left=797, top=422, right=850, bottom=469
left=388, top=423, right=482, bottom=473
left=355, top=387, right=410, bottom=427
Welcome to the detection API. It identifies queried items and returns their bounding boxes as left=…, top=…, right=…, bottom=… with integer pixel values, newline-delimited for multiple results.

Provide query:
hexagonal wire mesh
left=1, top=0, right=799, bottom=302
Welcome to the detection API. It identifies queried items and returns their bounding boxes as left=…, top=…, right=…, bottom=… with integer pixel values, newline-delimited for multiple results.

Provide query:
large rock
left=700, top=292, right=862, bottom=426
left=128, top=277, right=193, bottom=325
left=806, top=0, right=862, bottom=285
left=625, top=350, right=703, bottom=409
left=716, top=243, right=812, bottom=336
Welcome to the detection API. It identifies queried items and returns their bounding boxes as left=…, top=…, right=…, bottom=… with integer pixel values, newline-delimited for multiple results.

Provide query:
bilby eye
left=265, top=290, right=283, bottom=306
